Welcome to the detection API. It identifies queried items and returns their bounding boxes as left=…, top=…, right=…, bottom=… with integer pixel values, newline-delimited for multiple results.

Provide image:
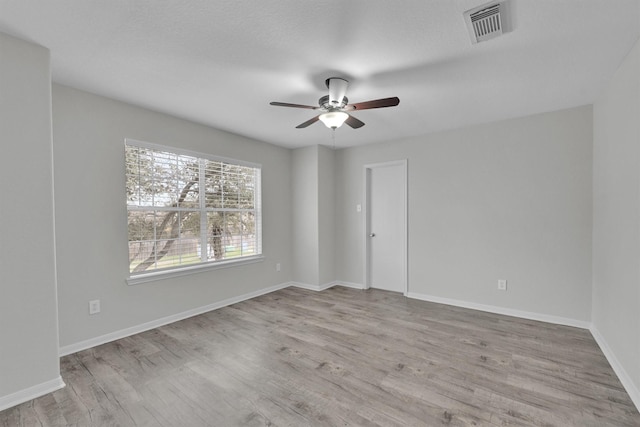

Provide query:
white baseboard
left=290, top=281, right=337, bottom=292
left=59, top=282, right=291, bottom=356
left=335, top=281, right=366, bottom=290
left=0, top=376, right=65, bottom=412
left=407, top=292, right=640, bottom=412
left=60, top=280, right=356, bottom=357
left=590, top=326, right=640, bottom=412
left=55, top=282, right=639, bottom=416
left=406, top=292, right=591, bottom=329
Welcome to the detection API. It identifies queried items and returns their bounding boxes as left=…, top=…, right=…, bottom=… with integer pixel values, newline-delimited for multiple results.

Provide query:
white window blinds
left=125, top=139, right=262, bottom=275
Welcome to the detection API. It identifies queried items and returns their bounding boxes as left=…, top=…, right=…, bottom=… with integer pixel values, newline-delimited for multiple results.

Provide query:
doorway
left=364, top=160, right=407, bottom=295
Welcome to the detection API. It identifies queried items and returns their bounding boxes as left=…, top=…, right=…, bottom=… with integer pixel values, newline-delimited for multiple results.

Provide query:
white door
left=365, top=161, right=407, bottom=294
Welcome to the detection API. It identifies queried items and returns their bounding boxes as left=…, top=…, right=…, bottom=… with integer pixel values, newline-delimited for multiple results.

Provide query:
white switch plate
left=276, top=263, right=281, bottom=272
left=498, top=280, right=507, bottom=291
left=89, top=299, right=101, bottom=315
left=356, top=204, right=362, bottom=213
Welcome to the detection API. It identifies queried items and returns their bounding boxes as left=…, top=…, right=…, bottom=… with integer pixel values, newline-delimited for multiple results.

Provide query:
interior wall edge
left=0, top=29, right=61, bottom=403
left=407, top=291, right=591, bottom=329
left=291, top=281, right=337, bottom=292
left=0, top=376, right=65, bottom=413
left=590, top=326, right=640, bottom=412
left=335, top=281, right=366, bottom=290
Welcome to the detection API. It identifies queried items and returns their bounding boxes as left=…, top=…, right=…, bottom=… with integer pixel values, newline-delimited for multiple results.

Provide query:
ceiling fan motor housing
left=326, top=77, right=349, bottom=107
left=318, top=95, right=348, bottom=110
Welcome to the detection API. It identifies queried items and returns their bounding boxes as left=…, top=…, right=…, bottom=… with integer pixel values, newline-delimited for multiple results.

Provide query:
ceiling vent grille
left=464, top=1, right=509, bottom=44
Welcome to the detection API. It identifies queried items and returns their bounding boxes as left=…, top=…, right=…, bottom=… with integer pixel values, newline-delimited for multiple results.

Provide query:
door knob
left=369, top=233, right=376, bottom=237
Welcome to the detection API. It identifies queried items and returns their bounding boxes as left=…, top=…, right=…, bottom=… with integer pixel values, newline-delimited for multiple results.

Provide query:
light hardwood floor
left=2, top=286, right=639, bottom=426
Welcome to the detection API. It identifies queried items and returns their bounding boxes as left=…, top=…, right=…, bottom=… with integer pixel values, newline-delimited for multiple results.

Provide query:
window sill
left=126, top=256, right=264, bottom=286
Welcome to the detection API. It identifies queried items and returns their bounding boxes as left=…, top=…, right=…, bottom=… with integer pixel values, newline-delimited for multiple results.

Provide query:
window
left=125, top=139, right=262, bottom=277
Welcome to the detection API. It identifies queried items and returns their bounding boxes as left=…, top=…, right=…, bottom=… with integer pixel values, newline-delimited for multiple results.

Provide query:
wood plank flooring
left=2, top=286, right=639, bottom=426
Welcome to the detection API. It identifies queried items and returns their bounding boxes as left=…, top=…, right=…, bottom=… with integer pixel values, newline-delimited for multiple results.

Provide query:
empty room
left=1, top=1, right=640, bottom=425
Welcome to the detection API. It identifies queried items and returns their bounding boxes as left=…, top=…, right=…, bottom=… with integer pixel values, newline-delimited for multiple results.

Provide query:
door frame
left=363, top=159, right=408, bottom=295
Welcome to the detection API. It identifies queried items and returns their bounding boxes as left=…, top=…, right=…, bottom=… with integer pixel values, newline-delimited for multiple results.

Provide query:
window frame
left=125, top=138, right=263, bottom=285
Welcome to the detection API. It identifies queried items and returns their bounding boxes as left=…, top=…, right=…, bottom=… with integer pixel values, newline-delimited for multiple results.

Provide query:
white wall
left=0, top=33, right=63, bottom=407
left=52, top=84, right=292, bottom=349
left=336, top=106, right=593, bottom=323
left=592, top=38, right=640, bottom=405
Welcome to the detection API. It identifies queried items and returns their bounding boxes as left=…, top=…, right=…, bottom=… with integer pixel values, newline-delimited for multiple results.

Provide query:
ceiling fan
left=270, top=77, right=400, bottom=130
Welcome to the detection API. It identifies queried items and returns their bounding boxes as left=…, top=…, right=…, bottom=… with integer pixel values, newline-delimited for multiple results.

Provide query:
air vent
left=464, top=1, right=510, bottom=44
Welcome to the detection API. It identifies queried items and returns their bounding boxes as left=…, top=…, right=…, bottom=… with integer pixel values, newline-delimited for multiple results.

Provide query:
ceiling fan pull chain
left=332, top=128, right=336, bottom=150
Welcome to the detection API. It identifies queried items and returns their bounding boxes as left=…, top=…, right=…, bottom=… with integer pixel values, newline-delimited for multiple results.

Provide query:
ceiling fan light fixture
left=319, top=111, right=349, bottom=129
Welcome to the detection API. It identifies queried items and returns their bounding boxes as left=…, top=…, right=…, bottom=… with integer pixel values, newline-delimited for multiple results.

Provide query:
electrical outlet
left=498, top=280, right=507, bottom=291
left=89, top=299, right=101, bottom=315
left=276, top=263, right=281, bottom=272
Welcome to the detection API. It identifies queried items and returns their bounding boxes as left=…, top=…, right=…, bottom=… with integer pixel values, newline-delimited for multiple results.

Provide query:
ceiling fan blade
left=270, top=101, right=318, bottom=110
left=345, top=115, right=365, bottom=129
left=346, top=97, right=400, bottom=111
left=296, top=115, right=320, bottom=129
left=327, top=78, right=349, bottom=107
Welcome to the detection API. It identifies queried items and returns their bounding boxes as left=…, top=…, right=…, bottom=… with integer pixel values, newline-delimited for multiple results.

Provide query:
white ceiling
left=0, top=1, right=638, bottom=149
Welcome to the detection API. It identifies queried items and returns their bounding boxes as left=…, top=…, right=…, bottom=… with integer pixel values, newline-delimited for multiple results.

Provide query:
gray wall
left=291, top=145, right=336, bottom=286
left=317, top=145, right=336, bottom=285
left=0, top=33, right=61, bottom=400
left=52, top=84, right=292, bottom=348
left=336, top=106, right=593, bottom=322
left=592, top=38, right=640, bottom=400
left=291, top=146, right=319, bottom=285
